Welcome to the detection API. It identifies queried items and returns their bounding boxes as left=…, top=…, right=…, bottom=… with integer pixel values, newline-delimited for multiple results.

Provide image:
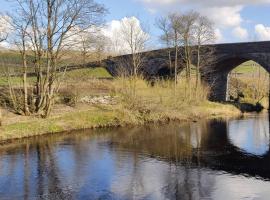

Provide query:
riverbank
left=0, top=74, right=245, bottom=142
left=0, top=101, right=241, bottom=142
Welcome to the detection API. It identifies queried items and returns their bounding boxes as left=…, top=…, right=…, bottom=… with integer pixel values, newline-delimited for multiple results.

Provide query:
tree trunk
left=168, top=50, right=172, bottom=77
left=174, top=30, right=178, bottom=93
left=22, top=51, right=30, bottom=115
left=196, top=45, right=201, bottom=90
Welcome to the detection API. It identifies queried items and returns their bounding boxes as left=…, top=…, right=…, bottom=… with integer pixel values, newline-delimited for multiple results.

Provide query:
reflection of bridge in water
left=199, top=118, right=270, bottom=180
left=108, top=114, right=270, bottom=180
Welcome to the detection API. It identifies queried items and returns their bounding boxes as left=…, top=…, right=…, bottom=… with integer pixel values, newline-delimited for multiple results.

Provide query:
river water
left=0, top=114, right=270, bottom=200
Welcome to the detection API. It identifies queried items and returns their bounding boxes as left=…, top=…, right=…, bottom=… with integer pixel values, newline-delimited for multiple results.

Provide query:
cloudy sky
left=97, top=0, right=270, bottom=45
left=1, top=0, right=270, bottom=46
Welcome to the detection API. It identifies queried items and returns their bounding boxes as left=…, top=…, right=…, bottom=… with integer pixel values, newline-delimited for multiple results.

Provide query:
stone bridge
left=97, top=41, right=270, bottom=101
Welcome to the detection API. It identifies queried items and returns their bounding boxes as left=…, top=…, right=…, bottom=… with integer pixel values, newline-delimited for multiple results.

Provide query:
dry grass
left=0, top=77, right=241, bottom=142
left=112, top=77, right=240, bottom=122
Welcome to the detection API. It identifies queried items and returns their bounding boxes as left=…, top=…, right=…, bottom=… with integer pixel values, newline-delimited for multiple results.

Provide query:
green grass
left=0, top=76, right=36, bottom=86
left=0, top=107, right=119, bottom=141
left=232, top=60, right=268, bottom=74
left=65, top=67, right=112, bottom=79
left=0, top=100, right=241, bottom=142
left=0, top=67, right=111, bottom=86
left=0, top=77, right=241, bottom=142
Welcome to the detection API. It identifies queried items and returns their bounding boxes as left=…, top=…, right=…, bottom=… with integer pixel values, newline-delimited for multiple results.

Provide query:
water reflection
left=0, top=114, right=270, bottom=199
left=228, top=114, right=269, bottom=156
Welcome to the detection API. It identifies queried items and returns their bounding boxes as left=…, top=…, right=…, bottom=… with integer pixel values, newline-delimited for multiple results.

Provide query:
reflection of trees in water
left=0, top=115, right=270, bottom=199
left=36, top=142, right=74, bottom=199
left=0, top=124, right=211, bottom=199
left=251, top=115, right=269, bottom=152
left=106, top=122, right=210, bottom=162
left=162, top=165, right=215, bottom=200
left=23, top=143, right=30, bottom=200
left=106, top=122, right=216, bottom=200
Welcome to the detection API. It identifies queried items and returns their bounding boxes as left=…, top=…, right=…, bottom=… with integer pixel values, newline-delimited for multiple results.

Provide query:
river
left=0, top=114, right=270, bottom=200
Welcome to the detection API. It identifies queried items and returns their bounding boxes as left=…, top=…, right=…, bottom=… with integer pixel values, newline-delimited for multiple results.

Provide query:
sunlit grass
left=0, top=107, right=119, bottom=141
left=0, top=67, right=112, bottom=86
left=232, top=60, right=268, bottom=74
left=0, top=77, right=241, bottom=141
left=64, top=67, right=112, bottom=80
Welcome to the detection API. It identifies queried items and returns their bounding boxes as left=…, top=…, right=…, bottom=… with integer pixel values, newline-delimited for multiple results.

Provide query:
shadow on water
left=224, top=101, right=265, bottom=113
left=0, top=114, right=270, bottom=199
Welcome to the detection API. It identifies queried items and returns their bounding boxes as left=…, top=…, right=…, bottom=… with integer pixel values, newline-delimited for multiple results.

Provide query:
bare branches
left=118, top=17, right=149, bottom=77
left=5, top=0, right=107, bottom=117
left=0, top=34, right=8, bottom=43
left=156, top=11, right=216, bottom=98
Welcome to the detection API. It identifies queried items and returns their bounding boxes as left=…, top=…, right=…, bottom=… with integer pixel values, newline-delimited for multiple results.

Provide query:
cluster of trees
left=156, top=11, right=216, bottom=91
left=1, top=0, right=106, bottom=117
left=113, top=11, right=216, bottom=99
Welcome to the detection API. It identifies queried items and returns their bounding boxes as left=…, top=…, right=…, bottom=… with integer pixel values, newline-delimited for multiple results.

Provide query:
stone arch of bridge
left=203, top=54, right=270, bottom=101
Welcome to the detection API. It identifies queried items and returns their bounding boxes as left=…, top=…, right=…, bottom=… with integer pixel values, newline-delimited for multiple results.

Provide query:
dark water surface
left=1, top=114, right=270, bottom=200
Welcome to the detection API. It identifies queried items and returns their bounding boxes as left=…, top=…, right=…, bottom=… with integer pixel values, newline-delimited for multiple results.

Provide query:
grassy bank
left=0, top=55, right=267, bottom=142
left=0, top=76, right=241, bottom=142
left=0, top=102, right=240, bottom=142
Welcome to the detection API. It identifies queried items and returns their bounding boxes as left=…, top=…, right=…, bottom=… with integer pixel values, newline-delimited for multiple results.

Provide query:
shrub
left=58, top=86, right=79, bottom=107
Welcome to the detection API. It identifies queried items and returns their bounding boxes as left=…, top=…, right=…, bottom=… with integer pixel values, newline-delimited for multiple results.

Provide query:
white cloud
left=141, top=0, right=245, bottom=29
left=0, top=15, right=12, bottom=48
left=201, top=6, right=243, bottom=28
left=232, top=26, right=248, bottom=40
left=147, top=8, right=157, bottom=14
left=140, top=0, right=270, bottom=43
left=255, top=24, right=270, bottom=40
left=103, top=17, right=150, bottom=54
left=214, top=28, right=223, bottom=43
left=140, top=0, right=270, bottom=7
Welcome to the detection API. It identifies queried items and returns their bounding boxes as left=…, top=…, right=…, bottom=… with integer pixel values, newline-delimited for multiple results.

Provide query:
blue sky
left=98, top=0, right=270, bottom=44
left=1, top=0, right=270, bottom=45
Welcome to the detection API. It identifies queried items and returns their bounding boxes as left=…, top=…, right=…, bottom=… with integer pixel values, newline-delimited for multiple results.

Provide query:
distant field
left=232, top=60, right=268, bottom=74
left=179, top=60, right=268, bottom=77
left=65, top=68, right=112, bottom=80
left=0, top=67, right=112, bottom=86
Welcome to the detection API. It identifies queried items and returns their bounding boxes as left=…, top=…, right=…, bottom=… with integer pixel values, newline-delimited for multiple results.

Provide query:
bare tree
left=119, top=17, right=149, bottom=77
left=0, top=15, right=9, bottom=43
left=178, top=11, right=199, bottom=83
left=194, top=15, right=216, bottom=89
left=94, top=34, right=108, bottom=63
left=156, top=16, right=173, bottom=77
left=12, top=12, right=32, bottom=115
left=0, top=31, right=6, bottom=125
left=157, top=11, right=216, bottom=100
left=168, top=13, right=182, bottom=89
left=73, top=27, right=108, bottom=65
left=6, top=0, right=106, bottom=117
left=0, top=34, right=7, bottom=43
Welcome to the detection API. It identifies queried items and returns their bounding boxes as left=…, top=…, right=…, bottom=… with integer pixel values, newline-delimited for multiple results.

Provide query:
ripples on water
left=0, top=114, right=270, bottom=200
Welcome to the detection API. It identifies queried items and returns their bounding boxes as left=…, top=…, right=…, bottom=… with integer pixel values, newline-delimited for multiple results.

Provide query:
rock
left=80, top=96, right=117, bottom=105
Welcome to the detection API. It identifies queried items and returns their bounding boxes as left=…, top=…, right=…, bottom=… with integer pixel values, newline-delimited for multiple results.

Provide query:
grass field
left=0, top=67, right=112, bottom=86
left=65, top=67, right=112, bottom=80
left=231, top=60, right=268, bottom=74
